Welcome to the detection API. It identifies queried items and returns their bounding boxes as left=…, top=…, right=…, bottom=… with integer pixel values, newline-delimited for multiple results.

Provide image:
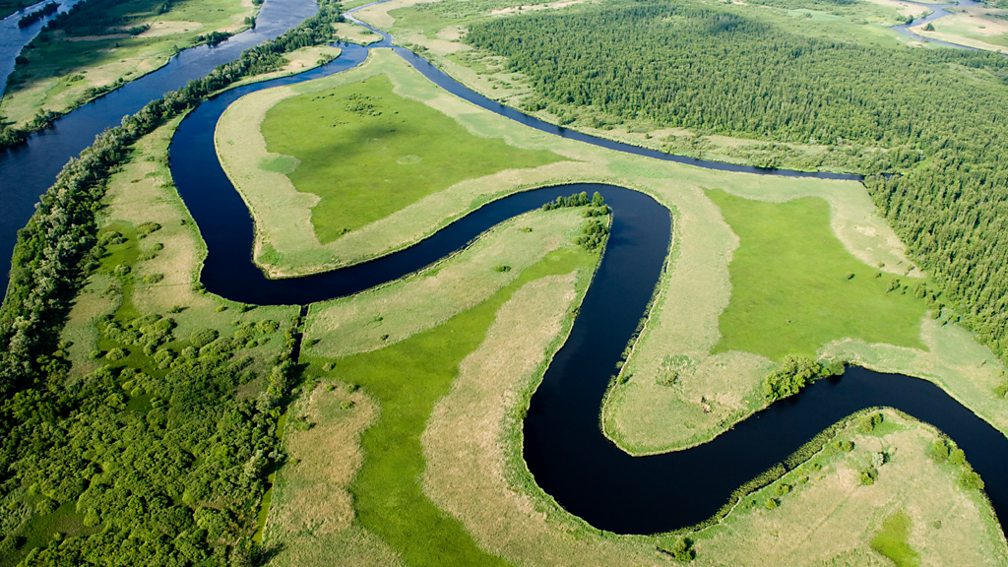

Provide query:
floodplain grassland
left=289, top=246, right=599, bottom=566
left=260, top=73, right=559, bottom=242
left=603, top=182, right=1008, bottom=456
left=215, top=39, right=1008, bottom=462
left=333, top=20, right=383, bottom=44
left=303, top=208, right=585, bottom=359
left=709, top=189, right=927, bottom=360
left=276, top=248, right=1007, bottom=566
left=215, top=49, right=564, bottom=277
left=1, top=0, right=257, bottom=127
left=912, top=5, right=1008, bottom=52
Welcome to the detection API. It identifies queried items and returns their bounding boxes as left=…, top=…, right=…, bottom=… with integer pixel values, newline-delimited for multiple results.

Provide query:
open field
left=692, top=410, right=1007, bottom=565
left=709, top=190, right=927, bottom=360
left=259, top=73, right=558, bottom=241
left=333, top=20, right=383, bottom=44
left=1, top=0, right=256, bottom=127
left=293, top=246, right=599, bottom=566
left=216, top=49, right=565, bottom=277
left=911, top=5, right=1008, bottom=52
left=304, top=208, right=586, bottom=358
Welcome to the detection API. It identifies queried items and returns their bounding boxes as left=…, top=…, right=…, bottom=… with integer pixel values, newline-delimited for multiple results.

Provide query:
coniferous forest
left=466, top=1, right=1008, bottom=361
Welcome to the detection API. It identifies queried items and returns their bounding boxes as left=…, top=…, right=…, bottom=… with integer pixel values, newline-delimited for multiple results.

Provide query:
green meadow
left=260, top=74, right=560, bottom=242
left=710, top=190, right=927, bottom=360
left=309, top=247, right=595, bottom=566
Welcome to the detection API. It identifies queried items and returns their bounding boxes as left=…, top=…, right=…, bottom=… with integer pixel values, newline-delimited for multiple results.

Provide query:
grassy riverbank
left=710, top=190, right=927, bottom=360
left=1, top=0, right=257, bottom=127
left=215, top=43, right=1008, bottom=461
left=260, top=73, right=558, bottom=241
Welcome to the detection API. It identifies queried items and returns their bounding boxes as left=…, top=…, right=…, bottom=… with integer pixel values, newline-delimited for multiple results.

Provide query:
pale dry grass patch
left=304, top=208, right=583, bottom=359
left=694, top=411, right=1007, bottom=565
left=263, top=384, right=403, bottom=566
left=333, top=21, right=383, bottom=45
left=421, top=274, right=667, bottom=566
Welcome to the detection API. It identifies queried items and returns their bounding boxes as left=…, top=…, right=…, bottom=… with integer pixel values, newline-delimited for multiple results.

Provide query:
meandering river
left=168, top=35, right=1007, bottom=534
left=0, top=0, right=1004, bottom=537
left=0, top=0, right=318, bottom=286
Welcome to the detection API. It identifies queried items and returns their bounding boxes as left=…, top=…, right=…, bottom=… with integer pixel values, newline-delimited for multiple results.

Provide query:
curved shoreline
left=0, top=0, right=320, bottom=288
left=167, top=30, right=1008, bottom=537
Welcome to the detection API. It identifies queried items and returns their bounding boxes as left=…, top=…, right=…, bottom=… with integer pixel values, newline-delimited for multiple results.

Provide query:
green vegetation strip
left=709, top=190, right=927, bottom=360
left=312, top=247, right=595, bottom=566
left=261, top=74, right=560, bottom=242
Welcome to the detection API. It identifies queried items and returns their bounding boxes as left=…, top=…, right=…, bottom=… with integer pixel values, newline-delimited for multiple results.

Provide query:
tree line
left=467, top=1, right=1008, bottom=362
left=0, top=2, right=343, bottom=564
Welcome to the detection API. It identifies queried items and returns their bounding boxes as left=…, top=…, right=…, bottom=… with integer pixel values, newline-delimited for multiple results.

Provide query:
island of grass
left=260, top=73, right=560, bottom=241
left=1, top=0, right=258, bottom=128
left=215, top=48, right=567, bottom=277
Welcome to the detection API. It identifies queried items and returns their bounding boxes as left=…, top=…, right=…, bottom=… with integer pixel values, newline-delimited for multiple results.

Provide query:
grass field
left=304, top=208, right=586, bottom=358
left=296, top=247, right=598, bottom=566
left=1, top=0, right=255, bottom=126
left=912, top=7, right=1008, bottom=52
left=260, top=73, right=558, bottom=242
left=709, top=190, right=927, bottom=360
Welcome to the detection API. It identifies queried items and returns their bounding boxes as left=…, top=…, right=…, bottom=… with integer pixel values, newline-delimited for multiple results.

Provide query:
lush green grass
left=710, top=190, right=927, bottom=360
left=870, top=511, right=920, bottom=567
left=316, top=247, right=594, bottom=566
left=2, top=0, right=253, bottom=125
left=260, top=73, right=560, bottom=242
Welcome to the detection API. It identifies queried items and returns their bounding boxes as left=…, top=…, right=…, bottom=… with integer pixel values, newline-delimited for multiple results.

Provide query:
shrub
left=659, top=537, right=696, bottom=562
left=860, top=466, right=879, bottom=485
left=762, top=355, right=842, bottom=401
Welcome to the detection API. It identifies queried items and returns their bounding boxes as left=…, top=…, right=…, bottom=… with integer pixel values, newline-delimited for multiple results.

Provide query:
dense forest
left=467, top=1, right=1008, bottom=362
left=0, top=2, right=343, bottom=564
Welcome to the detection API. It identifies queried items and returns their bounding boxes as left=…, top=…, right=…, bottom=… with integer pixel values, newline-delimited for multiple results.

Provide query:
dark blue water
left=0, top=0, right=87, bottom=91
left=0, top=0, right=319, bottom=286
left=167, top=41, right=1008, bottom=535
